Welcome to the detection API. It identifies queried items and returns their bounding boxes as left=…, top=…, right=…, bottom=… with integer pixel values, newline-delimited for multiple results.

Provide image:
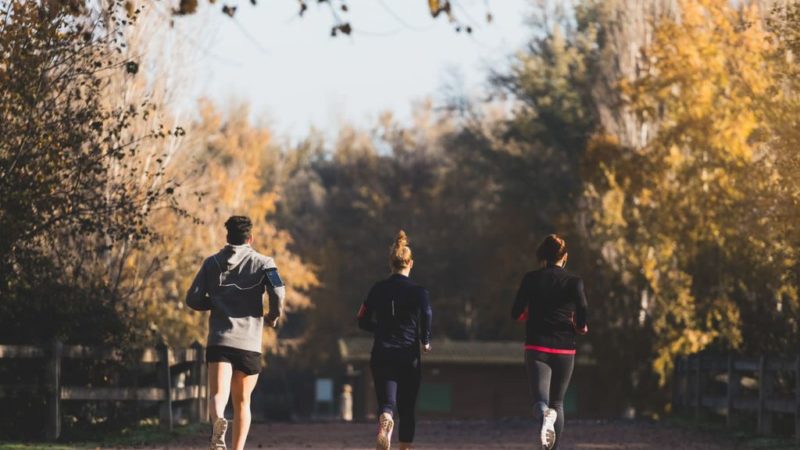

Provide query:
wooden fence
left=673, top=353, right=800, bottom=443
left=0, top=339, right=208, bottom=440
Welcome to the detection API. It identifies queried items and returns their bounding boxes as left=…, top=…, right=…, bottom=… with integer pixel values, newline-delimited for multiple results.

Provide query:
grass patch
left=0, top=445, right=85, bottom=450
left=0, top=421, right=204, bottom=449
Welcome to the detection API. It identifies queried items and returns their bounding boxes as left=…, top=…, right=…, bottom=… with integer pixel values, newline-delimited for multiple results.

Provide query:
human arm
left=357, top=286, right=377, bottom=333
left=185, top=262, right=212, bottom=311
left=420, top=288, right=432, bottom=351
left=511, top=274, right=531, bottom=322
left=573, top=278, right=589, bottom=334
left=264, top=266, right=286, bottom=328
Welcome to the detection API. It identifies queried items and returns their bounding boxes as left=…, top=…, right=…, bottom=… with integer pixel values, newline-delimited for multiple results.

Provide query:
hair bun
left=394, top=230, right=408, bottom=249
left=389, top=230, right=413, bottom=271
left=536, top=234, right=567, bottom=263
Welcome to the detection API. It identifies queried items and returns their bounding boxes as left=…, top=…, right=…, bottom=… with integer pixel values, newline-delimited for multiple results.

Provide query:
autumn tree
left=50, top=0, right=487, bottom=38
left=0, top=0, right=181, bottom=346
left=128, top=101, right=319, bottom=352
left=0, top=0, right=189, bottom=437
left=584, top=0, right=800, bottom=392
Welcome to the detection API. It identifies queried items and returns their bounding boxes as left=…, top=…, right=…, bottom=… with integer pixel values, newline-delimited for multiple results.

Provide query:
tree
left=0, top=0, right=180, bottom=346
left=130, top=101, right=319, bottom=351
left=47, top=0, right=488, bottom=37
left=0, top=0, right=188, bottom=437
left=584, top=0, right=800, bottom=389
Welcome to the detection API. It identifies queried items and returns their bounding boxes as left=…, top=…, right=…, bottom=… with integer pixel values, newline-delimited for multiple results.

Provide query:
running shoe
left=540, top=408, right=557, bottom=449
left=376, top=412, right=394, bottom=450
left=210, top=417, right=228, bottom=450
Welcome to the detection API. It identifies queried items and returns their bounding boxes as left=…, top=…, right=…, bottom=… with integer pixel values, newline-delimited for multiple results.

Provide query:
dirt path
left=135, top=420, right=745, bottom=449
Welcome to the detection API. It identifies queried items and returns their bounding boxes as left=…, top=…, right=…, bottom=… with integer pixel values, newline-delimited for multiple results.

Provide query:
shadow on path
left=133, top=419, right=744, bottom=450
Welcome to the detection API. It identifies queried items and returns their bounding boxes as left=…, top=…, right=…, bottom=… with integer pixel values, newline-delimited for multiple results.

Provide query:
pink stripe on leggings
left=524, top=345, right=576, bottom=355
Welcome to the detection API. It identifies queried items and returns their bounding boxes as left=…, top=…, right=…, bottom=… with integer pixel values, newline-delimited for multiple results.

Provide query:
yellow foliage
left=585, top=0, right=795, bottom=383
left=129, top=101, right=318, bottom=352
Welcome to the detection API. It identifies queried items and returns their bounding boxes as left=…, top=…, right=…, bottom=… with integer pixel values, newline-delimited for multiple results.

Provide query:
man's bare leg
left=231, top=370, right=259, bottom=450
left=208, top=362, right=233, bottom=449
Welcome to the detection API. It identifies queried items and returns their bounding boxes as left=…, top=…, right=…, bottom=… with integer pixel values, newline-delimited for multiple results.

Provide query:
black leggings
left=525, top=350, right=575, bottom=450
left=370, top=354, right=422, bottom=443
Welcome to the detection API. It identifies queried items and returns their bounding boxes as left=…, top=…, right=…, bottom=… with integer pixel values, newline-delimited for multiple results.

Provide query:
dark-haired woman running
left=511, top=234, right=589, bottom=450
left=357, top=231, right=432, bottom=450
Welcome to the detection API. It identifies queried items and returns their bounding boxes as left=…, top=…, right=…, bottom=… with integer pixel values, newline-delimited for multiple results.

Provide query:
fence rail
left=673, top=353, right=800, bottom=444
left=0, top=339, right=208, bottom=440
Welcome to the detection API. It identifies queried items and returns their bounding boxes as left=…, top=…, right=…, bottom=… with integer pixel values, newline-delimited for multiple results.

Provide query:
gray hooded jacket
left=185, top=244, right=286, bottom=353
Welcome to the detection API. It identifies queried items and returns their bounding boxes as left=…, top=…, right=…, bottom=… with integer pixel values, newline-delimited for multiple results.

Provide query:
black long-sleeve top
left=357, top=273, right=432, bottom=358
left=511, top=264, right=589, bottom=352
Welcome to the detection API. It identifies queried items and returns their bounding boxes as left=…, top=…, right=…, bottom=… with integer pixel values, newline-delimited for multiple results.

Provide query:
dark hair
left=536, top=234, right=567, bottom=263
left=225, top=215, right=253, bottom=245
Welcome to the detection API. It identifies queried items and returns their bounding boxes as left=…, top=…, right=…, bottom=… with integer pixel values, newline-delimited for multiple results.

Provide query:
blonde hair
left=389, top=230, right=413, bottom=271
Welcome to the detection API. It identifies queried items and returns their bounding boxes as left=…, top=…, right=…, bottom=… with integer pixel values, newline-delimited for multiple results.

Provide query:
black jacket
left=511, top=264, right=589, bottom=350
left=358, top=274, right=432, bottom=358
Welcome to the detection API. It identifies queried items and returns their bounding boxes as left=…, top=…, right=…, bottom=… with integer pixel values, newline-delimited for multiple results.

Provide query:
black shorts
left=206, top=345, right=262, bottom=375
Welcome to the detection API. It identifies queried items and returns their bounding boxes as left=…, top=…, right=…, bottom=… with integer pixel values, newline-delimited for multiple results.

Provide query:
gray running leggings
left=525, top=350, right=575, bottom=450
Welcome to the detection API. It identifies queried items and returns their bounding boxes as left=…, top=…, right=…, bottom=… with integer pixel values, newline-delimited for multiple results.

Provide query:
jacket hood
left=217, top=244, right=254, bottom=271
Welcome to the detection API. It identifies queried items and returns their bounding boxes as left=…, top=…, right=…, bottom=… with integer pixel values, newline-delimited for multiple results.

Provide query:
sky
left=165, top=0, right=534, bottom=140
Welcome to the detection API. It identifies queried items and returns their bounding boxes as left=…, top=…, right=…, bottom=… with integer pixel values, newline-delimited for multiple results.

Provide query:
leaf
left=124, top=1, right=135, bottom=17
left=222, top=5, right=237, bottom=17
left=125, top=61, right=139, bottom=75
left=174, top=0, right=198, bottom=15
left=428, top=0, right=440, bottom=17
left=427, top=0, right=452, bottom=19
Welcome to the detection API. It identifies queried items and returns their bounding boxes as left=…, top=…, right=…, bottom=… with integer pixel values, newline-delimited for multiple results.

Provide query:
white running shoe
left=376, top=412, right=394, bottom=450
left=210, top=417, right=228, bottom=450
left=540, top=408, right=557, bottom=449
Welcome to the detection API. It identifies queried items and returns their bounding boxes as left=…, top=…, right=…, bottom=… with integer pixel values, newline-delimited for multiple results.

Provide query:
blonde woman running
left=357, top=231, right=433, bottom=450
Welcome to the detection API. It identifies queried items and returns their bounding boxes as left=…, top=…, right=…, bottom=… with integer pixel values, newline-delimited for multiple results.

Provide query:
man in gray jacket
left=186, top=215, right=286, bottom=450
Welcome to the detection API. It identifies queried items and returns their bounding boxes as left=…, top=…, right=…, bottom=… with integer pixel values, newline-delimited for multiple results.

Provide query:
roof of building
left=338, top=337, right=526, bottom=365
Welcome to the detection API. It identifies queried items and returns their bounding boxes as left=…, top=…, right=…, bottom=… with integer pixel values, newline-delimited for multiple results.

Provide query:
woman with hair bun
left=357, top=230, right=433, bottom=450
left=511, top=234, right=589, bottom=450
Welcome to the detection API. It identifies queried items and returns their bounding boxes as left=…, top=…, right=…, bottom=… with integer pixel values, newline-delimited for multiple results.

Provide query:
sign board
left=315, top=378, right=334, bottom=402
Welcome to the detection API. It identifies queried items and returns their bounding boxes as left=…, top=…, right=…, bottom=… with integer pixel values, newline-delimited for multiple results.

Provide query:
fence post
left=44, top=338, right=63, bottom=440
left=157, top=340, right=173, bottom=430
left=694, top=354, right=702, bottom=423
left=681, top=356, right=689, bottom=409
left=726, top=353, right=738, bottom=429
left=795, top=355, right=799, bottom=445
left=190, top=341, right=206, bottom=423
left=671, top=357, right=681, bottom=413
left=757, top=355, right=772, bottom=434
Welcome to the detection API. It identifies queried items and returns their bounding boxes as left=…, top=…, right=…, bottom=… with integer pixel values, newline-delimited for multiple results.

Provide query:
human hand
left=422, top=343, right=432, bottom=353
left=265, top=312, right=280, bottom=328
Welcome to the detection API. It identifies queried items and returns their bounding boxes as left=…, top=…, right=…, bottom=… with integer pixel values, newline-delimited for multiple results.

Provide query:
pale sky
left=165, top=0, right=534, bottom=140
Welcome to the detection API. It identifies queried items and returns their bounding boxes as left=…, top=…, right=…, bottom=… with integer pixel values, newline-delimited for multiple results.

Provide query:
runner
left=357, top=230, right=433, bottom=450
left=511, top=234, right=589, bottom=450
left=186, top=216, right=286, bottom=450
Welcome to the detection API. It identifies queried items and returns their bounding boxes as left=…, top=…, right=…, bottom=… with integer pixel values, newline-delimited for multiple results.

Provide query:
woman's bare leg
left=231, top=370, right=259, bottom=450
